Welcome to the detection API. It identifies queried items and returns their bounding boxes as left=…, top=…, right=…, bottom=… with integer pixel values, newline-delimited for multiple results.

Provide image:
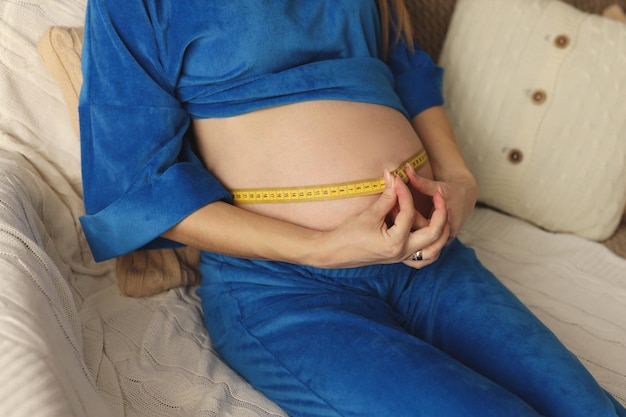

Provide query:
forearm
left=411, top=106, right=474, bottom=182
left=409, top=106, right=478, bottom=237
left=162, top=201, right=325, bottom=265
left=162, top=174, right=450, bottom=270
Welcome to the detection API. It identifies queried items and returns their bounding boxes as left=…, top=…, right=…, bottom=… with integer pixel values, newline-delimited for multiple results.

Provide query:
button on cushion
left=439, top=0, right=626, bottom=241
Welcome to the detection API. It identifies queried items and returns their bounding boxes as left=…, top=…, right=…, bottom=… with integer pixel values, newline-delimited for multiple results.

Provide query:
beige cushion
left=37, top=26, right=84, bottom=136
left=440, top=0, right=626, bottom=241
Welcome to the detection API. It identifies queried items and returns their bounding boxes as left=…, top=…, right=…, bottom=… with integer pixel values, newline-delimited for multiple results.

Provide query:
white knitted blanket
left=0, top=1, right=286, bottom=415
left=460, top=208, right=626, bottom=406
left=0, top=0, right=624, bottom=416
left=0, top=151, right=288, bottom=417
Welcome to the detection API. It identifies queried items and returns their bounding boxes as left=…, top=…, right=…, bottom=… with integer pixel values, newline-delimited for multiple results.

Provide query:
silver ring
left=409, top=250, right=423, bottom=261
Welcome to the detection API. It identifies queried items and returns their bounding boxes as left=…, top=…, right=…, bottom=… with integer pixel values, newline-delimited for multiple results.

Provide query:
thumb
left=368, top=170, right=399, bottom=220
left=406, top=166, right=439, bottom=198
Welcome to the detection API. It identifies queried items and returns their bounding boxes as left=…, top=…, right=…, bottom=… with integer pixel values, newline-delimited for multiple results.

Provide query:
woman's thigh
left=197, top=257, right=539, bottom=417
left=391, top=240, right=624, bottom=417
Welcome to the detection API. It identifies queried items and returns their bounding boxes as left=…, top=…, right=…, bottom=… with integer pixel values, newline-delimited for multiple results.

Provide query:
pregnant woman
left=78, top=1, right=626, bottom=416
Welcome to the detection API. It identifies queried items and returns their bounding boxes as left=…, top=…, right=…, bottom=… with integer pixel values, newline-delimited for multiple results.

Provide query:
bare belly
left=193, top=100, right=433, bottom=230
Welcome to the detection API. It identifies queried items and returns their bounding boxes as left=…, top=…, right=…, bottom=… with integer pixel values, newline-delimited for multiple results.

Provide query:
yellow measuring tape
left=231, top=149, right=428, bottom=204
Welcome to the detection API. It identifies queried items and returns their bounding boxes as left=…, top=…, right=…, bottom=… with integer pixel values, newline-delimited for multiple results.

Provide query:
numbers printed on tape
left=232, top=149, right=428, bottom=204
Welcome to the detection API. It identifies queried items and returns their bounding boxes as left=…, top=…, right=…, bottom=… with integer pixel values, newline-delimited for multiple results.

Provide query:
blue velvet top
left=78, top=0, right=444, bottom=261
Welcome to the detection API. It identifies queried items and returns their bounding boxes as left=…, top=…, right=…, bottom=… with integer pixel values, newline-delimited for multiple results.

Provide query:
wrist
left=433, top=163, right=476, bottom=185
left=296, top=226, right=365, bottom=269
left=297, top=229, right=340, bottom=268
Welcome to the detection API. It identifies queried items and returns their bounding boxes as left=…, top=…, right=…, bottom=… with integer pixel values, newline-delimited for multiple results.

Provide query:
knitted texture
left=439, top=0, right=626, bottom=240
left=2, top=1, right=626, bottom=416
left=36, top=2, right=626, bottom=300
left=409, top=0, right=626, bottom=60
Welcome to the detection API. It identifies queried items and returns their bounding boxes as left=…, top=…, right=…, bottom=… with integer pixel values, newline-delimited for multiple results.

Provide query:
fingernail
left=384, top=170, right=394, bottom=188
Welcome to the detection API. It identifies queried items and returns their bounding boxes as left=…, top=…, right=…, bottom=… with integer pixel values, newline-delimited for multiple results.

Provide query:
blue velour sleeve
left=78, top=0, right=232, bottom=262
left=386, top=39, right=444, bottom=119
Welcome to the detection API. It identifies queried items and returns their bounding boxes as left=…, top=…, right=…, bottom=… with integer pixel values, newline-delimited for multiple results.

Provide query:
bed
left=1, top=0, right=625, bottom=415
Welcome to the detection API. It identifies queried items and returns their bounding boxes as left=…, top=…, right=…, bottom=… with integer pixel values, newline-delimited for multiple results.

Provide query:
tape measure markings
left=232, top=149, right=428, bottom=204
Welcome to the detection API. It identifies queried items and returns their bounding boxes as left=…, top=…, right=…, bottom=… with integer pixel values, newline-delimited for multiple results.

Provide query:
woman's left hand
left=405, top=163, right=478, bottom=240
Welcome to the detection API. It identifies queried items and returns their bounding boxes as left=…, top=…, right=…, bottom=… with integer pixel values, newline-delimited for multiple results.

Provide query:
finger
left=422, top=212, right=452, bottom=260
left=404, top=191, right=448, bottom=255
left=428, top=190, right=449, bottom=233
left=368, top=170, right=399, bottom=223
left=405, top=162, right=440, bottom=197
left=447, top=207, right=458, bottom=241
left=404, top=201, right=451, bottom=267
left=403, top=218, right=451, bottom=269
left=413, top=210, right=429, bottom=230
left=387, top=171, right=417, bottom=234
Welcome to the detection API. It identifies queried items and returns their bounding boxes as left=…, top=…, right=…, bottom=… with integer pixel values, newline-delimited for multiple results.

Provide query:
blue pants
left=197, top=239, right=626, bottom=417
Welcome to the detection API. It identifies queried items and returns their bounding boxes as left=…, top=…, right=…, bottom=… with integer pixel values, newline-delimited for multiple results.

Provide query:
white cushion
left=439, top=0, right=626, bottom=240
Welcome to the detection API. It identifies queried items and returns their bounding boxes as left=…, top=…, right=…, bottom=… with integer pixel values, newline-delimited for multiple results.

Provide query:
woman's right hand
left=312, top=171, right=450, bottom=269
